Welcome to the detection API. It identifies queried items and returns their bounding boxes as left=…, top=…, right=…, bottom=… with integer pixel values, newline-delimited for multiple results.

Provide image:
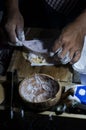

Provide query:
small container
left=67, top=84, right=86, bottom=105
left=18, top=74, right=62, bottom=111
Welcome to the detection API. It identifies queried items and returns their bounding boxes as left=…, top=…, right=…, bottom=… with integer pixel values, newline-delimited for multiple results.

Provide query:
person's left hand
left=52, top=22, right=84, bottom=64
left=4, top=9, right=25, bottom=46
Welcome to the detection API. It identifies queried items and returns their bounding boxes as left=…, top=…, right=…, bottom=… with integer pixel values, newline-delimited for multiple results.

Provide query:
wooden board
left=8, top=50, right=73, bottom=82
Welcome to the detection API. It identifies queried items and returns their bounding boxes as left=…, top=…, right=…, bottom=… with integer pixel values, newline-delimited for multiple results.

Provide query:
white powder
left=19, top=75, right=58, bottom=102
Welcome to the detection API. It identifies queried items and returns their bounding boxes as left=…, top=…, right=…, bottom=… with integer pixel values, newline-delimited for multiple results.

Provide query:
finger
left=70, top=50, right=81, bottom=64
left=6, top=26, right=16, bottom=43
left=17, top=25, right=25, bottom=41
left=8, top=37, right=23, bottom=46
left=60, top=51, right=72, bottom=64
left=15, top=37, right=23, bottom=46
left=68, top=49, right=75, bottom=63
left=52, top=38, right=63, bottom=52
left=17, top=29, right=25, bottom=41
left=58, top=45, right=69, bottom=59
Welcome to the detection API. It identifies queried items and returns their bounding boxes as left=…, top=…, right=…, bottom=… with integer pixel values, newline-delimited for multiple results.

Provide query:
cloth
left=73, top=36, right=86, bottom=74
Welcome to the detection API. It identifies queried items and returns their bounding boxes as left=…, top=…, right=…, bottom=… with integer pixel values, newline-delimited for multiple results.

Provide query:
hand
left=52, top=22, right=84, bottom=64
left=5, top=9, right=25, bottom=46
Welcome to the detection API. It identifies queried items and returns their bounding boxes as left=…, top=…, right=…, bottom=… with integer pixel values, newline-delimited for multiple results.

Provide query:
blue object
left=75, top=86, right=86, bottom=105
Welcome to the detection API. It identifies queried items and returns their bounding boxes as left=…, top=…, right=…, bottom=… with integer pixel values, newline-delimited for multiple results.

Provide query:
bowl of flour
left=18, top=73, right=62, bottom=111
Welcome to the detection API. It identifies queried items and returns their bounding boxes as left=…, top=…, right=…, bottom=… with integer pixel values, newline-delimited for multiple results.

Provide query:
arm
left=73, top=9, right=86, bottom=36
left=53, top=10, right=86, bottom=64
left=5, top=0, right=19, bottom=11
left=4, top=0, right=25, bottom=45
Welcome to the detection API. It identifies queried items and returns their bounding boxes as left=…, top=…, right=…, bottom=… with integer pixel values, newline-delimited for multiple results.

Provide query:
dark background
left=20, top=0, right=86, bottom=28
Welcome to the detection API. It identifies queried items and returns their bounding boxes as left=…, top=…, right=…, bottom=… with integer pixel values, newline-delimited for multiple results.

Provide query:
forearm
left=5, top=0, right=19, bottom=12
left=74, top=9, right=86, bottom=35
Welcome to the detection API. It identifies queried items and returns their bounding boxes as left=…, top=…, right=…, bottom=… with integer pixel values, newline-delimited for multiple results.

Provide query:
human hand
left=5, top=9, right=25, bottom=46
left=52, top=22, right=84, bottom=64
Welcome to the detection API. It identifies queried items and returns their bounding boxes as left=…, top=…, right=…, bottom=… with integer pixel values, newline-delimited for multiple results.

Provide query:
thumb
left=5, top=23, right=17, bottom=43
left=7, top=28, right=17, bottom=43
left=17, top=27, right=25, bottom=41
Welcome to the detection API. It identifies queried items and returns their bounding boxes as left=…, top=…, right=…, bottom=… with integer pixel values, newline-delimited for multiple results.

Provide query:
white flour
left=19, top=74, right=58, bottom=102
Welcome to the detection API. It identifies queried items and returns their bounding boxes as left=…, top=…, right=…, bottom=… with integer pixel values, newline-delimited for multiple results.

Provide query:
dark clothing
left=20, top=0, right=86, bottom=28
left=45, top=0, right=80, bottom=16
left=0, top=0, right=4, bottom=11
left=0, top=0, right=86, bottom=28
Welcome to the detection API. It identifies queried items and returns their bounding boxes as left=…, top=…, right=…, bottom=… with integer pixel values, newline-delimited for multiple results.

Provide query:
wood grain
left=8, top=50, right=73, bottom=82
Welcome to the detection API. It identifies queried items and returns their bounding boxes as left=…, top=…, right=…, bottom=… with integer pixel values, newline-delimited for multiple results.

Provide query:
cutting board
left=8, top=49, right=73, bottom=82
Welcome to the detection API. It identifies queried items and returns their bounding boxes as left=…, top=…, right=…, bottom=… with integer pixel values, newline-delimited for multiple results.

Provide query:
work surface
left=8, top=49, right=73, bottom=82
left=1, top=28, right=85, bottom=120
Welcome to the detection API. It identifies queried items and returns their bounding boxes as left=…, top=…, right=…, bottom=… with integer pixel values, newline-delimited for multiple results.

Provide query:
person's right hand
left=5, top=9, right=25, bottom=46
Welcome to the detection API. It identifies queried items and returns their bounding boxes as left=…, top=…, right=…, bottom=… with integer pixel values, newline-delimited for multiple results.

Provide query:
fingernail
left=54, top=47, right=62, bottom=56
left=50, top=47, right=63, bottom=57
left=60, top=51, right=71, bottom=64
